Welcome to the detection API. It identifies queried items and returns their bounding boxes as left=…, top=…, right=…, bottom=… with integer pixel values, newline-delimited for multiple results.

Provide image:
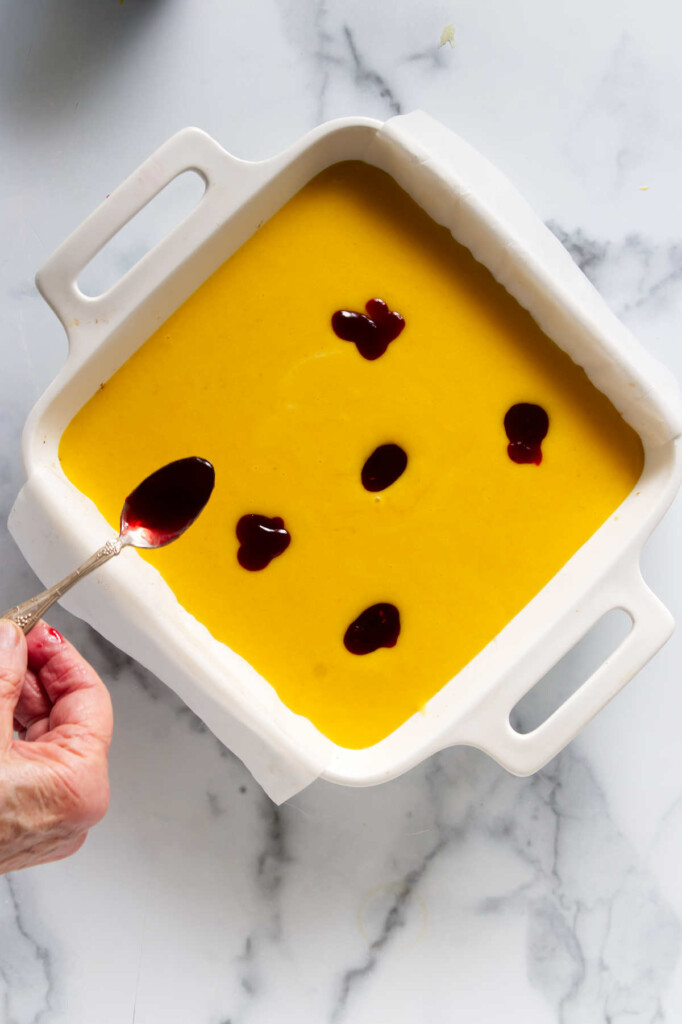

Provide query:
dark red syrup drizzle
left=236, top=515, right=291, bottom=571
left=331, top=298, right=405, bottom=360
left=361, top=444, right=408, bottom=492
left=504, top=404, right=549, bottom=465
left=120, top=457, right=215, bottom=546
left=344, top=603, right=401, bottom=655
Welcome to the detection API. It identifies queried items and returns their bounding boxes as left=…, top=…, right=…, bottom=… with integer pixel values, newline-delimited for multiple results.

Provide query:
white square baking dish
left=9, top=112, right=682, bottom=803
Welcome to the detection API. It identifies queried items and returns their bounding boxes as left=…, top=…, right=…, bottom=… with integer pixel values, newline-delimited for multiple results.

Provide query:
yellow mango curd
left=59, top=162, right=644, bottom=748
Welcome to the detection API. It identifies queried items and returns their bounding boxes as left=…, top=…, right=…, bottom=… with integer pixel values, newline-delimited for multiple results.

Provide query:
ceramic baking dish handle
left=464, top=565, right=673, bottom=775
left=35, top=128, right=254, bottom=347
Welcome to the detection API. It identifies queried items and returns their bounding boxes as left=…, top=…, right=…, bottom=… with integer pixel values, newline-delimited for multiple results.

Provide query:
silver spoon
left=3, top=457, right=215, bottom=634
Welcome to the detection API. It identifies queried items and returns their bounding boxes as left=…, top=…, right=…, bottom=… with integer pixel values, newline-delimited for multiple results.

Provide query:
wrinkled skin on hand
left=0, top=619, right=113, bottom=873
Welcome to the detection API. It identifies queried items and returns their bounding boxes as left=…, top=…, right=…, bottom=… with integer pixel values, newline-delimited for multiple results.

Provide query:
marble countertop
left=1, top=1, right=681, bottom=1021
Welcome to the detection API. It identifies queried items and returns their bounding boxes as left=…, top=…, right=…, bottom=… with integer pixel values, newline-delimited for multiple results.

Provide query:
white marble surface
left=1, top=0, right=682, bottom=1020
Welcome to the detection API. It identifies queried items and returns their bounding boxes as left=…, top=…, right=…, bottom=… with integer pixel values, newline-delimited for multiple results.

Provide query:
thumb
left=0, top=620, right=27, bottom=748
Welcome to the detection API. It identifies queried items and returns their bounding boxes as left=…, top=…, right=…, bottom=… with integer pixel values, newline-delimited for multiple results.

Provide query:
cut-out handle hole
left=77, top=170, right=206, bottom=298
left=510, top=608, right=633, bottom=735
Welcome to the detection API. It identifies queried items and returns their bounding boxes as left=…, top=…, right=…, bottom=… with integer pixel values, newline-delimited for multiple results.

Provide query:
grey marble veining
left=0, top=0, right=681, bottom=1021
left=0, top=876, right=53, bottom=1024
left=549, top=224, right=682, bottom=323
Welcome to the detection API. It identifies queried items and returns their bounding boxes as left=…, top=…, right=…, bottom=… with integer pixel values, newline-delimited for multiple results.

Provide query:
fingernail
left=0, top=620, right=21, bottom=649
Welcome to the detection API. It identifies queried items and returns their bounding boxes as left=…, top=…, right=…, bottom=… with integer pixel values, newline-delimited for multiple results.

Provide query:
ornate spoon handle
left=2, top=539, right=123, bottom=634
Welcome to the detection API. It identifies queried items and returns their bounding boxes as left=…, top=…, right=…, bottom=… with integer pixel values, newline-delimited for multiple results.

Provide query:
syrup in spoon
left=2, top=457, right=215, bottom=633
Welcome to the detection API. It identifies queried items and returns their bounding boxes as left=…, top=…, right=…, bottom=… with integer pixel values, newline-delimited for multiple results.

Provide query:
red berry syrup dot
left=504, top=403, right=549, bottom=465
left=331, top=298, right=405, bottom=360
left=361, top=444, right=408, bottom=492
left=344, top=603, right=401, bottom=655
left=236, top=515, right=291, bottom=571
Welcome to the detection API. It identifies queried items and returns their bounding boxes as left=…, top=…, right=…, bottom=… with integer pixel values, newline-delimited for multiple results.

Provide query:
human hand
left=0, top=618, right=113, bottom=873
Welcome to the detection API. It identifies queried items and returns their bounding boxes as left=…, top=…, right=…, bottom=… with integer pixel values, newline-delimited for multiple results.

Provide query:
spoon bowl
left=3, top=457, right=215, bottom=633
left=120, top=457, right=215, bottom=549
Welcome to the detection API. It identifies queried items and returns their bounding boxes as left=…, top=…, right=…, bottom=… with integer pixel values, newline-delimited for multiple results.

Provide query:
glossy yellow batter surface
left=59, top=162, right=644, bottom=748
